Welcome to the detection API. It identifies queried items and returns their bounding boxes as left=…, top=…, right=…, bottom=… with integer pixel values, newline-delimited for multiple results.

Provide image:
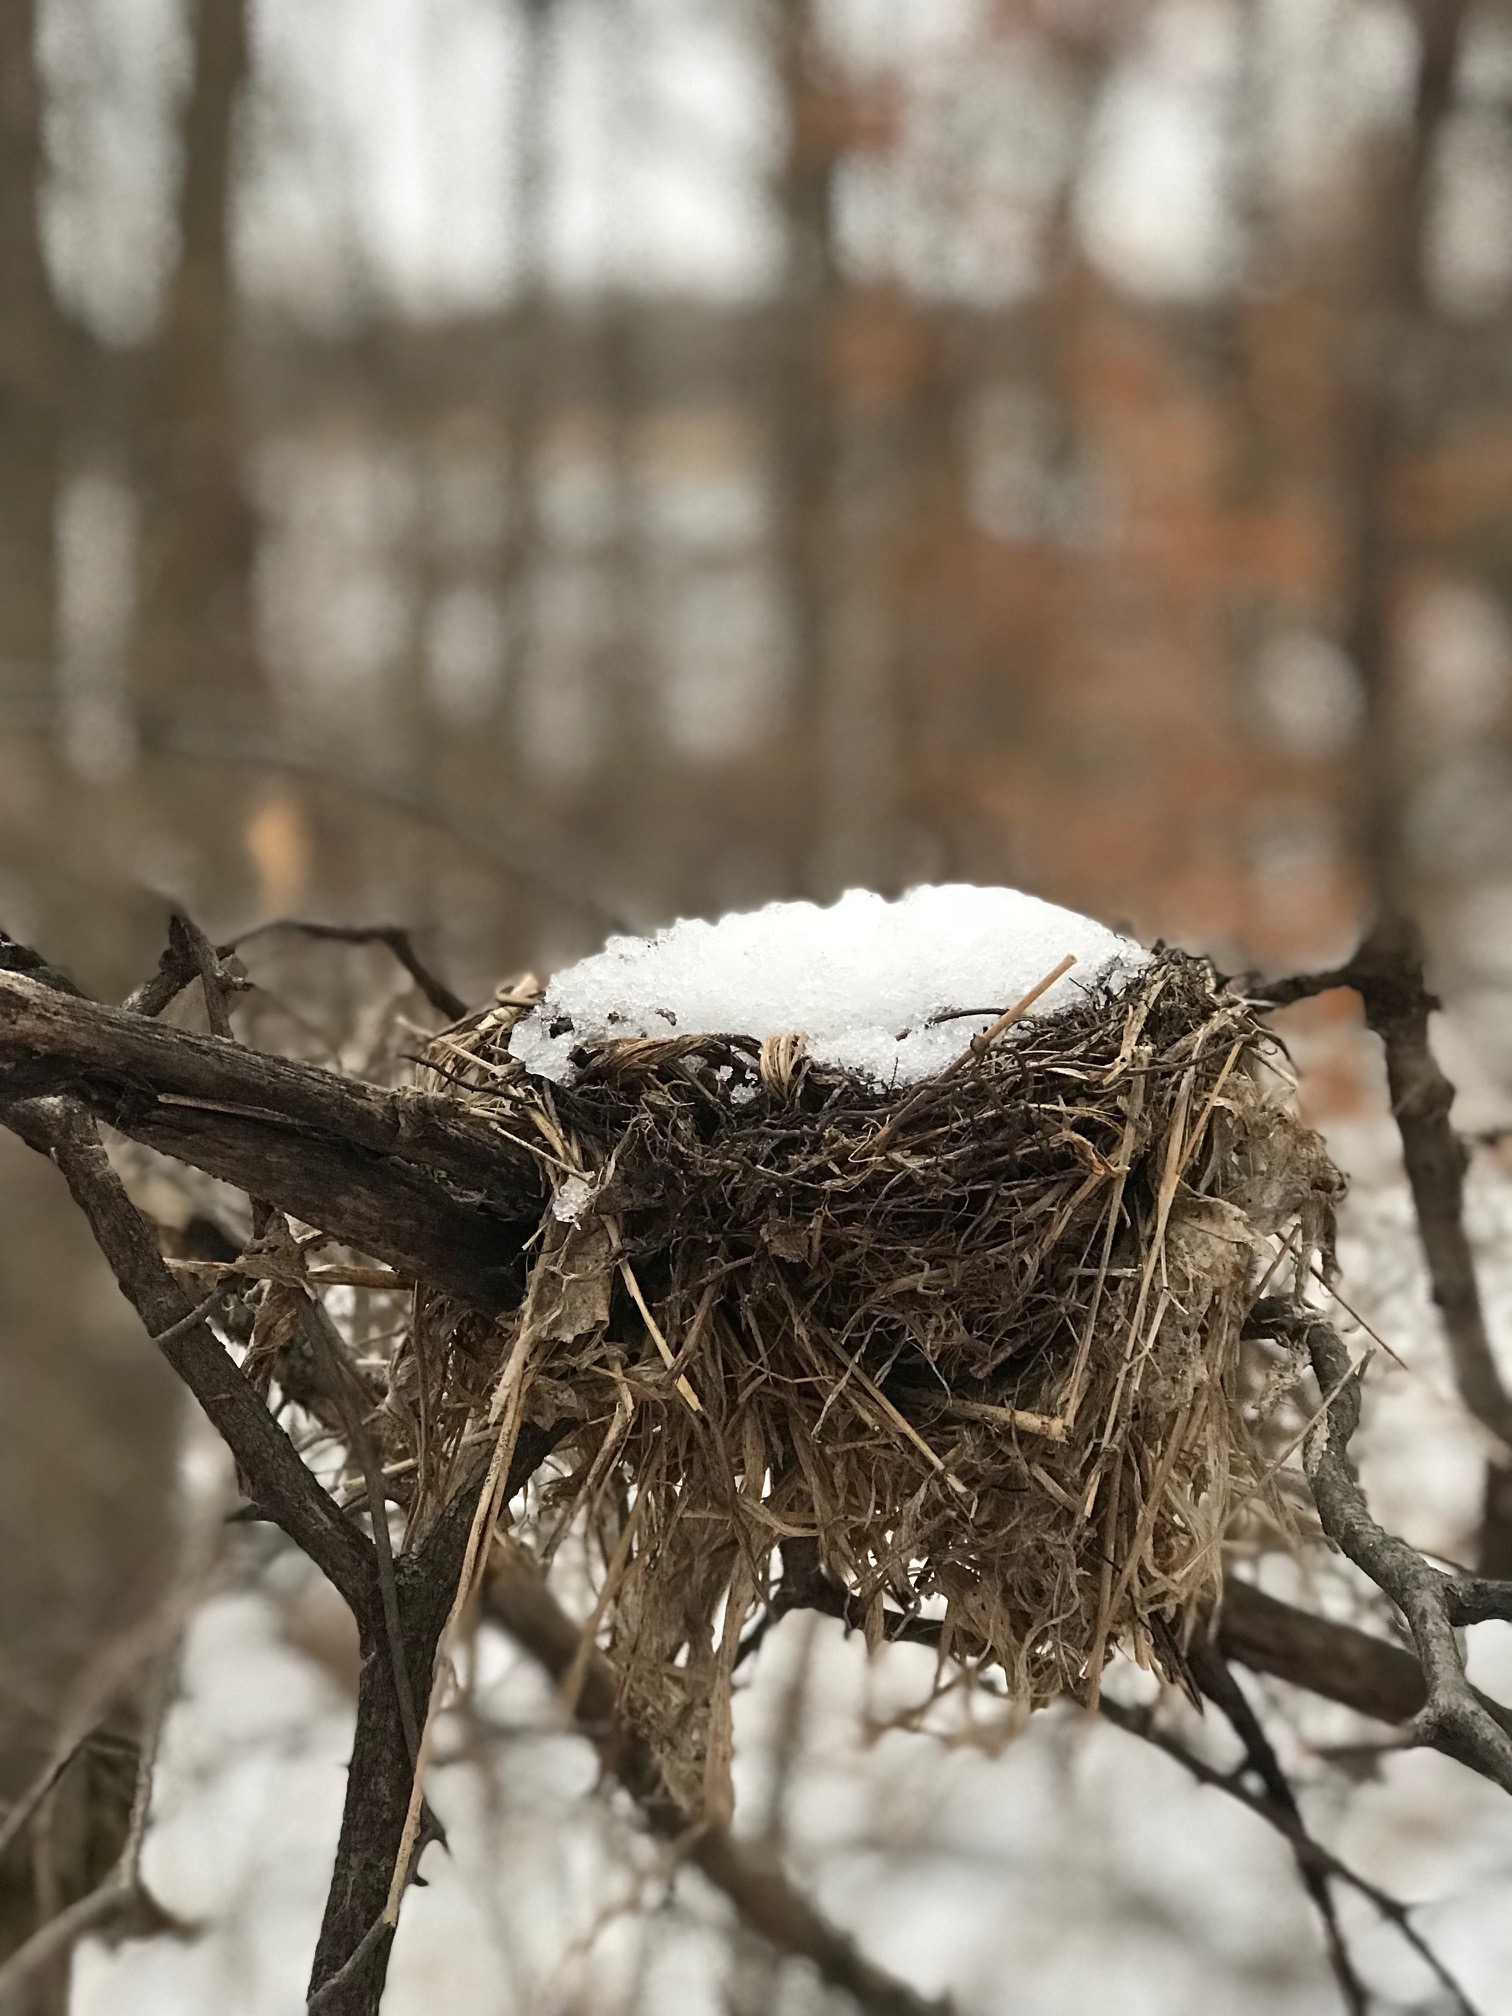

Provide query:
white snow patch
left=509, top=884, right=1150, bottom=1088
left=551, top=1173, right=596, bottom=1223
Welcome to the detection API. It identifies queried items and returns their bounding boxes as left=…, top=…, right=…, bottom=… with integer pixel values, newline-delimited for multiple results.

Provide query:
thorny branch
left=303, top=1429, right=561, bottom=2015
left=1098, top=1691, right=1480, bottom=2015
left=294, top=1284, right=421, bottom=1761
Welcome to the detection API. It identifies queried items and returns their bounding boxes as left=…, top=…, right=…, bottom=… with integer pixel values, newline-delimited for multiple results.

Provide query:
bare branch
left=0, top=1647, right=184, bottom=2011
left=228, top=919, right=468, bottom=1022
left=1299, top=1316, right=1512, bottom=1791
left=0, top=928, right=85, bottom=998
left=1216, top=1577, right=1512, bottom=1744
left=0, top=1094, right=379, bottom=1617
left=178, top=911, right=242, bottom=1036
left=485, top=1549, right=951, bottom=2016
left=1182, top=1639, right=1368, bottom=2012
left=295, top=1283, right=420, bottom=1759
left=0, top=1593, right=188, bottom=1868
left=121, top=912, right=203, bottom=1017
left=757, top=1560, right=1512, bottom=1788
left=1257, top=919, right=1512, bottom=1450
left=0, top=1873, right=171, bottom=2011
left=305, top=1429, right=563, bottom=2014
left=1098, top=1694, right=1481, bottom=2016
left=0, top=969, right=538, bottom=1310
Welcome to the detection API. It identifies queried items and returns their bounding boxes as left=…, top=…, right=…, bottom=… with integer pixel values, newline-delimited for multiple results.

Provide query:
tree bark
left=306, top=1435, right=554, bottom=2014
left=132, top=0, right=259, bottom=714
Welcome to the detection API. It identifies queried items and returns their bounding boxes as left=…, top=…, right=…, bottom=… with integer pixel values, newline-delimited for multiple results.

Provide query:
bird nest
left=385, top=951, right=1338, bottom=1810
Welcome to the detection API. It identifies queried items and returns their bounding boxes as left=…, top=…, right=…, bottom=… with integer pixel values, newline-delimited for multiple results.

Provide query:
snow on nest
left=509, top=885, right=1150, bottom=1089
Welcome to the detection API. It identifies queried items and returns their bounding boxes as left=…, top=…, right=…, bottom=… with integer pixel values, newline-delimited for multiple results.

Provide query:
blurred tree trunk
left=1341, top=0, right=1467, bottom=916
left=131, top=0, right=258, bottom=722
left=0, top=0, right=69, bottom=718
left=0, top=9, right=245, bottom=2005
left=769, top=0, right=840, bottom=889
left=0, top=1126, right=181, bottom=2011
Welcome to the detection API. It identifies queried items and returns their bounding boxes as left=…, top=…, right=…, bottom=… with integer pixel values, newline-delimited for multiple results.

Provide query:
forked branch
left=0, top=1094, right=378, bottom=1615
left=1256, top=918, right=1512, bottom=1450
left=1296, top=1315, right=1512, bottom=1791
left=485, top=1548, right=952, bottom=2016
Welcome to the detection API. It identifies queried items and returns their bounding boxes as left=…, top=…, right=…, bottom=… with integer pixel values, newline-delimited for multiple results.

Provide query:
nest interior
left=384, top=951, right=1338, bottom=1809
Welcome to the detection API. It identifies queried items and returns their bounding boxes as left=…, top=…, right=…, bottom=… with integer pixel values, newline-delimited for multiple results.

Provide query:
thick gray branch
left=1216, top=1578, right=1512, bottom=1744
left=1257, top=920, right=1512, bottom=1450
left=1302, top=1318, right=1512, bottom=1791
left=0, top=969, right=538, bottom=1313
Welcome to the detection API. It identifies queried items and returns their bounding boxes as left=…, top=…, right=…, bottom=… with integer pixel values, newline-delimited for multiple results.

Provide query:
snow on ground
left=509, top=884, right=1149, bottom=1087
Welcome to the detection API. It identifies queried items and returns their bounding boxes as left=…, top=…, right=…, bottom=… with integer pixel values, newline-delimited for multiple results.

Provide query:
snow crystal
left=551, top=1174, right=596, bottom=1223
left=509, top=884, right=1150, bottom=1089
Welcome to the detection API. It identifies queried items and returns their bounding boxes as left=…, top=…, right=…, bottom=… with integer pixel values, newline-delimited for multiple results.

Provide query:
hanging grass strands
left=379, top=895, right=1340, bottom=1814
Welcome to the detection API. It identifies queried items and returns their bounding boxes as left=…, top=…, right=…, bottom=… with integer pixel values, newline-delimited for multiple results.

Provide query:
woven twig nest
left=390, top=945, right=1338, bottom=1811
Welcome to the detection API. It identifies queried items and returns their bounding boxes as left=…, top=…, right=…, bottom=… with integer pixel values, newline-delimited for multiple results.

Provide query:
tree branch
left=751, top=1561, right=1512, bottom=1786
left=1098, top=1694, right=1480, bottom=2016
left=305, top=1430, right=561, bottom=2014
left=1184, top=1638, right=1367, bottom=2015
left=228, top=919, right=467, bottom=1023
left=484, top=1550, right=951, bottom=2016
left=121, top=911, right=203, bottom=1017
left=1256, top=920, right=1512, bottom=1451
left=1215, top=1578, right=1512, bottom=1743
left=0, top=1095, right=379, bottom=1617
left=1298, top=1316, right=1512, bottom=1791
left=0, top=969, right=538, bottom=1312
left=0, top=1645, right=183, bottom=2011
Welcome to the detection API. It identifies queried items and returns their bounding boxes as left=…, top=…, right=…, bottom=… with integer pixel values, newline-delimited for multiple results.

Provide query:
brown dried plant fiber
left=385, top=951, right=1338, bottom=1812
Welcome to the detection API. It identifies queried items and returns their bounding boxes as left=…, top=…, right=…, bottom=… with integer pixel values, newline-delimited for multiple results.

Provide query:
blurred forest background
left=5, top=0, right=1512, bottom=2010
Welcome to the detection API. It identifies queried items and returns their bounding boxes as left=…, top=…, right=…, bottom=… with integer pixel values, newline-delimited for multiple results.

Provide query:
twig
left=1216, top=1577, right=1512, bottom=1744
left=944, top=952, right=1078, bottom=1072
left=1099, top=1694, right=1481, bottom=2015
left=304, top=1429, right=562, bottom=2013
left=1255, top=919, right=1512, bottom=1451
left=0, top=1591, right=192, bottom=1867
left=0, top=928, right=86, bottom=998
left=297, top=1285, right=420, bottom=1760
left=752, top=1563, right=1512, bottom=1787
left=306, top=1916, right=391, bottom=2014
left=859, top=954, right=1081, bottom=1161
left=228, top=919, right=467, bottom=1023
left=0, top=1647, right=184, bottom=2010
left=122, top=913, right=202, bottom=1017
left=121, top=909, right=248, bottom=1028
left=179, top=911, right=241, bottom=1037
left=485, top=1548, right=952, bottom=2016
left=0, top=1881, right=166, bottom=2010
left=1297, top=1315, right=1512, bottom=1791
left=0, top=1095, right=378, bottom=1616
left=1184, top=1638, right=1368, bottom=2015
